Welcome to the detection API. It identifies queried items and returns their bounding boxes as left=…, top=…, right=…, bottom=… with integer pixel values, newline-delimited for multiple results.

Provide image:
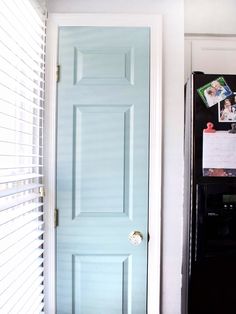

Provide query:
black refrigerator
left=185, top=72, right=236, bottom=314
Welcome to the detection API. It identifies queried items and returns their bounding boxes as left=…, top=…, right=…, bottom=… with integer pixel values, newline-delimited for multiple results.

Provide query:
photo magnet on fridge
left=197, top=76, right=233, bottom=108
left=218, top=92, right=236, bottom=122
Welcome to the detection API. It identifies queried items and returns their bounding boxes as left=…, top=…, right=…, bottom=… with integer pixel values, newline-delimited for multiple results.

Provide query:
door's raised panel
left=74, top=47, right=134, bottom=85
left=73, top=105, right=134, bottom=218
left=72, top=254, right=131, bottom=314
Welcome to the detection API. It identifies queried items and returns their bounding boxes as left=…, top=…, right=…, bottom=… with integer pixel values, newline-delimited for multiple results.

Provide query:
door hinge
left=56, top=65, right=60, bottom=83
left=39, top=186, right=45, bottom=197
left=54, top=208, right=59, bottom=228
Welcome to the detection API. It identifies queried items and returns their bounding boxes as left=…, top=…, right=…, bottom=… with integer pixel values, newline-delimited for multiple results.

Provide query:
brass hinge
left=56, top=65, right=60, bottom=83
left=54, top=208, right=59, bottom=228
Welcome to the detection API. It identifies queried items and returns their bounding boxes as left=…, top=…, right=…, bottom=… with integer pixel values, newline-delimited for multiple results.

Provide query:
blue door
left=57, top=27, right=150, bottom=314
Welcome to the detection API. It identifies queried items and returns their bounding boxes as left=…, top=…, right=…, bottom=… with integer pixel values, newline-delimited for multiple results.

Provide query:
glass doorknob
left=128, top=231, right=143, bottom=246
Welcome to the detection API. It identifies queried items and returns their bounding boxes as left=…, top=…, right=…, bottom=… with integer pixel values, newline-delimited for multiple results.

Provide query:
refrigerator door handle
left=194, top=184, right=199, bottom=262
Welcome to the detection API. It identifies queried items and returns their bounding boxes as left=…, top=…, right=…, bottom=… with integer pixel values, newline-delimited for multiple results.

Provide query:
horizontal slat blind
left=0, top=0, right=46, bottom=313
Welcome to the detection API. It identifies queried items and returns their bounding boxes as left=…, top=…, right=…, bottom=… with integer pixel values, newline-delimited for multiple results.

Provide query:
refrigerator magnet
left=218, top=94, right=236, bottom=122
left=197, top=76, right=233, bottom=108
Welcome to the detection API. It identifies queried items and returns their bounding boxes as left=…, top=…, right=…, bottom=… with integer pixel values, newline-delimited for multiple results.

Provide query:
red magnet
left=204, top=122, right=216, bottom=133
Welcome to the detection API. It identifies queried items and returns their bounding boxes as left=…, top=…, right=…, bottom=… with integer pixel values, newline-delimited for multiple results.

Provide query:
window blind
left=0, top=0, right=46, bottom=313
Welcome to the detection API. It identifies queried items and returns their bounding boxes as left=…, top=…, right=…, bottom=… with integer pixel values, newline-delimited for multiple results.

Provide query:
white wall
left=47, top=1, right=185, bottom=313
left=185, top=0, right=236, bottom=35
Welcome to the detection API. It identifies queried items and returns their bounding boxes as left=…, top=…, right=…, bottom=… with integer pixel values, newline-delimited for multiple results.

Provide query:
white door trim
left=44, top=13, right=162, bottom=314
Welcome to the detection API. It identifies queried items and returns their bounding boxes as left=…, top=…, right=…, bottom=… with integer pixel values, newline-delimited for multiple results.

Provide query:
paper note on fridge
left=203, top=131, right=236, bottom=176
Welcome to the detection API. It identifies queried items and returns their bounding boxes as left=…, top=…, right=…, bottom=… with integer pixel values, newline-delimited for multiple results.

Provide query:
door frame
left=44, top=13, right=162, bottom=314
